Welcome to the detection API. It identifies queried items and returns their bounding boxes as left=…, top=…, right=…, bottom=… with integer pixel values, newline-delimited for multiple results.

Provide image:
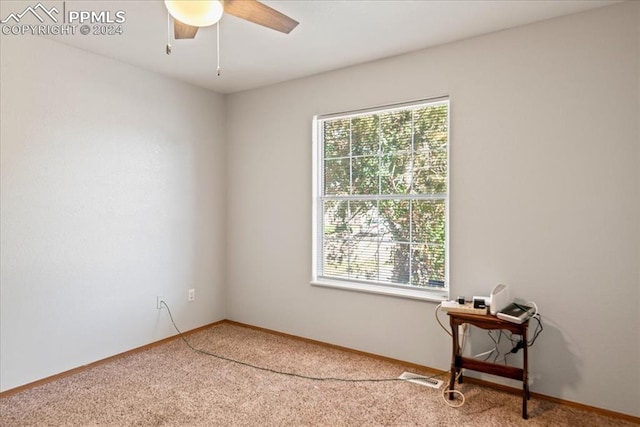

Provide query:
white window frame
left=311, top=97, right=450, bottom=302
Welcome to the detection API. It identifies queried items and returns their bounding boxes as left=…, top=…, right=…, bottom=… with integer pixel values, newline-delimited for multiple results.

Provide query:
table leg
left=449, top=318, right=459, bottom=400
left=523, top=329, right=529, bottom=419
left=449, top=367, right=456, bottom=399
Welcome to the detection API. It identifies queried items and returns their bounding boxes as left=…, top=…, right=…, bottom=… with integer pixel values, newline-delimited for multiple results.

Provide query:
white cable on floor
left=435, top=302, right=466, bottom=408
left=162, top=300, right=447, bottom=384
left=441, top=371, right=465, bottom=407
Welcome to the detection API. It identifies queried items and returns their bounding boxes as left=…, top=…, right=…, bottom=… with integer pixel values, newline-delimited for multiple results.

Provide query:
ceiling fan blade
left=224, top=0, right=299, bottom=34
left=174, top=19, right=199, bottom=39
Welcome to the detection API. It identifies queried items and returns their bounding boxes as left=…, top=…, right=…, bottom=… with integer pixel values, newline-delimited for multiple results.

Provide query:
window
left=312, top=98, right=449, bottom=301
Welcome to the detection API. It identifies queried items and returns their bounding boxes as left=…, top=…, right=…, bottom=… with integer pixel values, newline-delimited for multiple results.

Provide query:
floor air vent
left=398, top=372, right=443, bottom=389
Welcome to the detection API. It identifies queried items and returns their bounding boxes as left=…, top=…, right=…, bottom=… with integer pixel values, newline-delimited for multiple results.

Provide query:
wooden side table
left=447, top=312, right=530, bottom=419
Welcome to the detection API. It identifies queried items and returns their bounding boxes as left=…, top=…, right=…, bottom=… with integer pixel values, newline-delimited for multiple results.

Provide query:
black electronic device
left=473, top=297, right=487, bottom=309
left=497, top=303, right=535, bottom=324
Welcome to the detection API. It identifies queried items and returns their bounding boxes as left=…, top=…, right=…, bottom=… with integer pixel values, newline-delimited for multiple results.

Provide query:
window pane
left=412, top=150, right=447, bottom=194
left=379, top=242, right=410, bottom=285
left=351, top=116, right=379, bottom=156
left=348, top=200, right=378, bottom=237
left=349, top=238, right=379, bottom=281
left=380, top=110, right=412, bottom=153
left=411, top=200, right=446, bottom=244
left=324, top=158, right=350, bottom=195
left=380, top=154, right=411, bottom=195
left=323, top=200, right=349, bottom=279
left=324, top=119, right=350, bottom=158
left=323, top=238, right=350, bottom=279
left=323, top=200, right=348, bottom=239
left=411, top=244, right=445, bottom=287
left=379, top=200, right=410, bottom=243
left=414, top=105, right=448, bottom=152
left=351, top=156, right=379, bottom=195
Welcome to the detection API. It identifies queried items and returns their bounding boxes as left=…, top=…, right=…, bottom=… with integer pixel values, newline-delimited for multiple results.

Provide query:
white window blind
left=312, top=97, right=450, bottom=300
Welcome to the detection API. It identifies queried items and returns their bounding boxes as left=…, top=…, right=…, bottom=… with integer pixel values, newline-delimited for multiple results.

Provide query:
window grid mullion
left=323, top=194, right=447, bottom=201
left=319, top=121, right=325, bottom=278
left=408, top=109, right=415, bottom=286
left=377, top=113, right=383, bottom=283
left=348, top=120, right=353, bottom=279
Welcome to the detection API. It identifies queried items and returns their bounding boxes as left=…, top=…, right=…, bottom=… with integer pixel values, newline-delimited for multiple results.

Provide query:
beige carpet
left=0, top=322, right=634, bottom=426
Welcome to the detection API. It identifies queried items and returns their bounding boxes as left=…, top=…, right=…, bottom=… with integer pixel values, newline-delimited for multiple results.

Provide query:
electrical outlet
left=188, top=289, right=195, bottom=302
left=157, top=295, right=165, bottom=310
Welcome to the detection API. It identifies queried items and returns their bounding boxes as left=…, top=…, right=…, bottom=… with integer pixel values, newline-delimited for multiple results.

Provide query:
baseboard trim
left=461, top=376, right=640, bottom=424
left=2, top=318, right=639, bottom=424
left=224, top=320, right=640, bottom=424
left=0, top=320, right=225, bottom=399
left=223, top=319, right=447, bottom=376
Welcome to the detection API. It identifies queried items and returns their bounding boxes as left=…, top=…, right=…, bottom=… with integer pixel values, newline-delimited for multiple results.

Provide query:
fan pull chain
left=216, top=21, right=221, bottom=76
left=166, top=12, right=172, bottom=55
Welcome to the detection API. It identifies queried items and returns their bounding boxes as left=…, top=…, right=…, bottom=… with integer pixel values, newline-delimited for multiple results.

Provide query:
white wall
left=0, top=36, right=227, bottom=391
left=226, top=2, right=639, bottom=417
left=637, top=1, right=640, bottom=413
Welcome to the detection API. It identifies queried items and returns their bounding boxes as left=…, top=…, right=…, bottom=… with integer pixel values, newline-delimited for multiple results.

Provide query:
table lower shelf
left=455, top=356, right=524, bottom=381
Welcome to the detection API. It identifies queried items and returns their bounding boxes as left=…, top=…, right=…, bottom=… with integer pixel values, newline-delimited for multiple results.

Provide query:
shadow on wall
left=463, top=315, right=581, bottom=399
left=530, top=317, right=581, bottom=397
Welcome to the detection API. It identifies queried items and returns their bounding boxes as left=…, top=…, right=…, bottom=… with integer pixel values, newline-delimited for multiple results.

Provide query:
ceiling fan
left=164, top=0, right=299, bottom=40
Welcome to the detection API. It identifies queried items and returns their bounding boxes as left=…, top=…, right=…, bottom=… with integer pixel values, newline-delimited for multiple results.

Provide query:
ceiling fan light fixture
left=164, top=0, right=224, bottom=27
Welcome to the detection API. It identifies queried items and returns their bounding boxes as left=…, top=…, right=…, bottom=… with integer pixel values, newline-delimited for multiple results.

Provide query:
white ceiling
left=38, top=0, right=620, bottom=94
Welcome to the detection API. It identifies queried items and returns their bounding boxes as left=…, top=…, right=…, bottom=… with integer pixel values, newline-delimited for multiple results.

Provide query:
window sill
left=310, top=279, right=448, bottom=302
